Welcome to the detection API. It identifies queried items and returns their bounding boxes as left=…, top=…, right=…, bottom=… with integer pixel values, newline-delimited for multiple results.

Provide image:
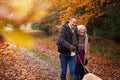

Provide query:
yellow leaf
left=16, top=51, right=20, bottom=54
left=107, top=78, right=112, bottom=80
left=0, top=54, right=3, bottom=57
left=4, top=30, right=34, bottom=49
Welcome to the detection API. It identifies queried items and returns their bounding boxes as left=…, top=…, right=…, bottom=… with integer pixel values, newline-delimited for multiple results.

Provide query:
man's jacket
left=57, top=22, right=77, bottom=56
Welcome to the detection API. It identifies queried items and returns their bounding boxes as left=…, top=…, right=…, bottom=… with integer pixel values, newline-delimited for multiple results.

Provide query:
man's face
left=70, top=18, right=77, bottom=29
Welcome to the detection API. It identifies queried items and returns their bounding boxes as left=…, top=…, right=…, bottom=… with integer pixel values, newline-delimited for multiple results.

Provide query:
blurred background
left=0, top=0, right=120, bottom=60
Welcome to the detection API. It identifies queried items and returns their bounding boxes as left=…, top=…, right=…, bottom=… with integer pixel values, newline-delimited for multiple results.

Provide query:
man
left=58, top=17, right=78, bottom=80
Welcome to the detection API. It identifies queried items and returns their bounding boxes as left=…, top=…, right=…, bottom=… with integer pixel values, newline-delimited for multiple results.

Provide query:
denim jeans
left=59, top=54, right=76, bottom=76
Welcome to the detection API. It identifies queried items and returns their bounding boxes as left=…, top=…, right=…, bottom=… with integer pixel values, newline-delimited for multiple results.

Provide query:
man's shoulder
left=62, top=22, right=69, bottom=27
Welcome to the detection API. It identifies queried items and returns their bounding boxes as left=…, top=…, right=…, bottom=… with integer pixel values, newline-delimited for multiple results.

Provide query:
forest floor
left=0, top=38, right=120, bottom=80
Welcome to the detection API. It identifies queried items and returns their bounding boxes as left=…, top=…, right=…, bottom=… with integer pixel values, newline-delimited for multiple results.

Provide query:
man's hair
left=69, top=16, right=77, bottom=22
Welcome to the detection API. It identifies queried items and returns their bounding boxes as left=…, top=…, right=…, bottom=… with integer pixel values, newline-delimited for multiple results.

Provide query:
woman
left=75, top=25, right=90, bottom=80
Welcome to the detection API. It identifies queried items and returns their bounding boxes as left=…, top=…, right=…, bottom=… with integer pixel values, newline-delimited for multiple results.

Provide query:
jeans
left=59, top=54, right=76, bottom=76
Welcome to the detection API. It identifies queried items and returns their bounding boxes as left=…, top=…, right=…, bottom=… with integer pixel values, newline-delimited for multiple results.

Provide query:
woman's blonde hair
left=77, top=25, right=87, bottom=31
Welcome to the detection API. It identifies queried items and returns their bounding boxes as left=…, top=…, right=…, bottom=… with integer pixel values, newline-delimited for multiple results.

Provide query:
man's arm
left=58, top=26, right=74, bottom=50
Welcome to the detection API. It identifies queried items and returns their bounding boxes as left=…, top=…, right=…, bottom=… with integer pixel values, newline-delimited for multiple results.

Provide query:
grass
left=30, top=48, right=49, bottom=60
left=35, top=52, right=49, bottom=60
left=31, top=48, right=59, bottom=67
left=90, top=37, right=120, bottom=61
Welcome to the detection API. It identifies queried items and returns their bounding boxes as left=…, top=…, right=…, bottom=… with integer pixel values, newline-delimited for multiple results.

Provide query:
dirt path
left=0, top=40, right=60, bottom=80
left=18, top=47, right=60, bottom=80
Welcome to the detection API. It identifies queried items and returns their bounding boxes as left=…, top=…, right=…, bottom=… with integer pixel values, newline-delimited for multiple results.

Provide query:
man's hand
left=70, top=45, right=76, bottom=51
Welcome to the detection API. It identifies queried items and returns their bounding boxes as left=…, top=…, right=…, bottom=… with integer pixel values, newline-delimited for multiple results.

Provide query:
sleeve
left=88, top=36, right=91, bottom=43
left=58, top=26, right=72, bottom=50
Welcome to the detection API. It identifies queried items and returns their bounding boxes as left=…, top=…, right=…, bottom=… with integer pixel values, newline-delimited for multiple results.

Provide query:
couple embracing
left=57, top=17, right=90, bottom=80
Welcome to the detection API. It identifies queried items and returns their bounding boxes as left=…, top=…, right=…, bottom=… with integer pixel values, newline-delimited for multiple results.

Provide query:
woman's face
left=78, top=29, right=85, bottom=35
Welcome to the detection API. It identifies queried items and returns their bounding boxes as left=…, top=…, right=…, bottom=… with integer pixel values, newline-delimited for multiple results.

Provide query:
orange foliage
left=51, top=0, right=104, bottom=26
left=0, top=40, right=19, bottom=57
